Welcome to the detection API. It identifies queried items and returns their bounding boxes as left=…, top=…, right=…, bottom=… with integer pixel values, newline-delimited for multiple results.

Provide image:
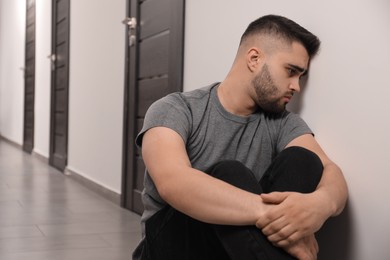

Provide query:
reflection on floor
left=0, top=140, right=141, bottom=260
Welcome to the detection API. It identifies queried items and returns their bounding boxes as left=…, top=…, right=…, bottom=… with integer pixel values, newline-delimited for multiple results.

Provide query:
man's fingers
left=257, top=192, right=292, bottom=229
left=261, top=215, right=288, bottom=236
left=260, top=192, right=290, bottom=204
left=266, top=225, right=297, bottom=244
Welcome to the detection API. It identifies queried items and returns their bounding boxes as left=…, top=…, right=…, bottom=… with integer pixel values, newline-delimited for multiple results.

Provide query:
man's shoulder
left=159, top=82, right=218, bottom=109
left=178, top=83, right=218, bottom=101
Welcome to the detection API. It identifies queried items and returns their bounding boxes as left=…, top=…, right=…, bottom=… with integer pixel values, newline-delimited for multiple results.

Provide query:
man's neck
left=217, top=80, right=257, bottom=117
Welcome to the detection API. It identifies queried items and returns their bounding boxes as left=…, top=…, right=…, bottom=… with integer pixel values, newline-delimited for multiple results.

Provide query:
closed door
left=49, top=0, right=70, bottom=171
left=122, top=0, right=185, bottom=214
left=23, top=0, right=36, bottom=153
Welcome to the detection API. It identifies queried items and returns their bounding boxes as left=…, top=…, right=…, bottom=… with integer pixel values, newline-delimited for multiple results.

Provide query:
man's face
left=252, top=42, right=309, bottom=113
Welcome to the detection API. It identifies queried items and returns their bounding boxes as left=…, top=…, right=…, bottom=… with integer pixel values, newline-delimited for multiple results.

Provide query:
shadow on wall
left=317, top=202, right=355, bottom=260
left=287, top=76, right=355, bottom=259
left=286, top=75, right=308, bottom=114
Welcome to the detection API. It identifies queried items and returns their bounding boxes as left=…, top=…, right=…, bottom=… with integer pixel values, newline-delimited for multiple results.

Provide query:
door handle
left=47, top=54, right=56, bottom=61
left=47, top=54, right=56, bottom=70
left=122, top=17, right=137, bottom=29
left=122, top=17, right=137, bottom=47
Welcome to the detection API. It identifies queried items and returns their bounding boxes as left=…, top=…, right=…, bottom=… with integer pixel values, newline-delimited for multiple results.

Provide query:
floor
left=0, top=140, right=142, bottom=260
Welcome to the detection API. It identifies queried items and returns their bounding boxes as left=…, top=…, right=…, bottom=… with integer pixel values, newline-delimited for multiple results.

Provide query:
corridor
left=0, top=140, right=141, bottom=260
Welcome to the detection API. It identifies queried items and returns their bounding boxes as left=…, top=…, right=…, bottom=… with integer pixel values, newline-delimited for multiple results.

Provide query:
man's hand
left=256, top=191, right=330, bottom=247
left=282, top=234, right=319, bottom=260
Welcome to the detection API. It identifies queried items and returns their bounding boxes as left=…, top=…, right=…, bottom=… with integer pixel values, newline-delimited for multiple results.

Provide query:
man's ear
left=247, top=47, right=263, bottom=72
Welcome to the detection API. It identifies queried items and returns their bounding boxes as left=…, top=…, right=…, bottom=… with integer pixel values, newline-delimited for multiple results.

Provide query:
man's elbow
left=156, top=181, right=174, bottom=202
left=152, top=173, right=180, bottom=204
left=333, top=166, right=349, bottom=216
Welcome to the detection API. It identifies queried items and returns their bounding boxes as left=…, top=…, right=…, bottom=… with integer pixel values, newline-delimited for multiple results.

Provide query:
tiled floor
left=0, top=140, right=142, bottom=260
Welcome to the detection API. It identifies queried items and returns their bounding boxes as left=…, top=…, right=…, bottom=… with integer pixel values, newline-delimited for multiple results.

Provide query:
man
left=133, top=15, right=348, bottom=260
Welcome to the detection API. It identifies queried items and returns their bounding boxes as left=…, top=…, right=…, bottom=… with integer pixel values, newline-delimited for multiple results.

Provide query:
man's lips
left=283, top=94, right=293, bottom=102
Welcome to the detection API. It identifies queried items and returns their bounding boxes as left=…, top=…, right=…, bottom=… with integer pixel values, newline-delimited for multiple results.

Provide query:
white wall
left=184, top=0, right=390, bottom=259
left=34, top=0, right=51, bottom=158
left=67, top=0, right=126, bottom=193
left=0, top=0, right=26, bottom=145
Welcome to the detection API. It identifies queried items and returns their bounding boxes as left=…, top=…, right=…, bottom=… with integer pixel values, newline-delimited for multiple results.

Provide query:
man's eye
left=287, top=68, right=296, bottom=76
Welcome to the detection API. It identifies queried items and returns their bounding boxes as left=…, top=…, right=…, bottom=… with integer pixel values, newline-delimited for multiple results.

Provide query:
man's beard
left=252, top=64, right=286, bottom=114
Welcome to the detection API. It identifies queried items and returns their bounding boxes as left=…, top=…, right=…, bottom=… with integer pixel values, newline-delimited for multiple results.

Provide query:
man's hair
left=240, top=15, right=321, bottom=58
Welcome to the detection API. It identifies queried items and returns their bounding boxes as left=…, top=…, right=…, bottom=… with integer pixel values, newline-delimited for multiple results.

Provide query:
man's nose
left=289, top=79, right=301, bottom=93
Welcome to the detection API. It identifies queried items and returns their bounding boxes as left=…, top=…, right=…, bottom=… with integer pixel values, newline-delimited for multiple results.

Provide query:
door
left=23, top=0, right=36, bottom=153
left=49, top=0, right=70, bottom=171
left=121, top=0, right=185, bottom=214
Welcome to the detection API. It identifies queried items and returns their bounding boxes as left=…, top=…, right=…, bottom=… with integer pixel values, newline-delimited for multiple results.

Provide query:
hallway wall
left=0, top=0, right=26, bottom=145
left=184, top=0, right=390, bottom=259
left=34, top=0, right=51, bottom=158
left=67, top=0, right=126, bottom=195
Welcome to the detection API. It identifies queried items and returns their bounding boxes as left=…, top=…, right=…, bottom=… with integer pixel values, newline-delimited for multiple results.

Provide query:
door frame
left=121, top=0, right=139, bottom=210
left=23, top=0, right=36, bottom=153
left=49, top=0, right=70, bottom=171
left=121, top=0, right=186, bottom=212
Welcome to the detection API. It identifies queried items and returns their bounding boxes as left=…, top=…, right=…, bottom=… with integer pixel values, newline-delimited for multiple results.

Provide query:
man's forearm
left=315, top=162, right=348, bottom=217
left=157, top=166, right=268, bottom=226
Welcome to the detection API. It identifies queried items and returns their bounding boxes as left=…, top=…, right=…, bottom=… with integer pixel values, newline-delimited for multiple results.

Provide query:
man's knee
left=206, top=160, right=262, bottom=194
left=207, top=160, right=247, bottom=175
left=261, top=146, right=323, bottom=193
left=279, top=146, right=323, bottom=170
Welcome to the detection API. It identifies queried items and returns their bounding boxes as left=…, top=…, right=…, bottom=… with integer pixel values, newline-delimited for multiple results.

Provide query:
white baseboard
left=65, top=167, right=121, bottom=205
left=0, top=135, right=23, bottom=148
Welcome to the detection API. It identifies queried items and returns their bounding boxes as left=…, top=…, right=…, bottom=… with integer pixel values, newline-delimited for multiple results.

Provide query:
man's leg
left=135, top=160, right=262, bottom=260
left=260, top=146, right=323, bottom=193
left=142, top=205, right=229, bottom=260
left=134, top=146, right=323, bottom=260
left=208, top=146, right=323, bottom=260
left=207, top=160, right=294, bottom=259
left=140, top=159, right=268, bottom=260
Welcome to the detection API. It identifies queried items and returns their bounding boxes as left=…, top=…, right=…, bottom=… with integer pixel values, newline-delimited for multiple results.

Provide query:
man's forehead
left=277, top=42, right=309, bottom=69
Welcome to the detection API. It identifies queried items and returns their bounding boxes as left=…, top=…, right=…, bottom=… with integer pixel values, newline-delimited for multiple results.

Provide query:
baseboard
left=32, top=151, right=49, bottom=163
left=1, top=136, right=49, bottom=163
left=65, top=167, right=121, bottom=206
left=0, top=135, right=23, bottom=149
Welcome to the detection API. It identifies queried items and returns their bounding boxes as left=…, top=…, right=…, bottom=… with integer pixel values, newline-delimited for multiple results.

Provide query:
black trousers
left=133, top=146, right=323, bottom=260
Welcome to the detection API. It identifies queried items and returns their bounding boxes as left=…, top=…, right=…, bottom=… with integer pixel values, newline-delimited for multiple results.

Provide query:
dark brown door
left=121, top=0, right=185, bottom=214
left=49, top=0, right=70, bottom=171
left=23, top=0, right=36, bottom=153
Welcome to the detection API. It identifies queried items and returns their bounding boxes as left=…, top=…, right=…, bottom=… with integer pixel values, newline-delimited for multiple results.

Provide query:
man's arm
left=141, top=126, right=270, bottom=225
left=256, top=134, right=348, bottom=247
left=288, top=134, right=348, bottom=216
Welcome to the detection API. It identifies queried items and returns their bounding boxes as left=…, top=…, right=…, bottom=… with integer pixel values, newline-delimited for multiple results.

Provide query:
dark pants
left=133, top=146, right=323, bottom=260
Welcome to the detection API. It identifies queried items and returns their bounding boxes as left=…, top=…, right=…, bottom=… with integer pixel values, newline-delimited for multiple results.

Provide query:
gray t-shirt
left=136, top=83, right=312, bottom=235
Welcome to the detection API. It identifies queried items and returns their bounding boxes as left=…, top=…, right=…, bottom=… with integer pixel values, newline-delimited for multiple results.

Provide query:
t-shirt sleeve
left=276, top=112, right=313, bottom=152
left=135, top=94, right=192, bottom=148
